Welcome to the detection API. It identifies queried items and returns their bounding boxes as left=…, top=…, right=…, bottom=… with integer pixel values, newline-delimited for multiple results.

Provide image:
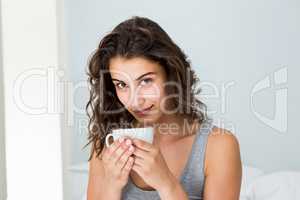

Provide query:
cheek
left=143, top=85, right=163, bottom=101
left=115, top=91, right=130, bottom=107
left=153, top=82, right=168, bottom=109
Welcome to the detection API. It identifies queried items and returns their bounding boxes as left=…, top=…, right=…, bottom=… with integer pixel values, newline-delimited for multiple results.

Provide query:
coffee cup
left=105, top=127, right=154, bottom=147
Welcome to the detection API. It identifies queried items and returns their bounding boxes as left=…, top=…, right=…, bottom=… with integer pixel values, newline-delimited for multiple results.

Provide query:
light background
left=1, top=1, right=299, bottom=200
left=63, top=0, right=300, bottom=172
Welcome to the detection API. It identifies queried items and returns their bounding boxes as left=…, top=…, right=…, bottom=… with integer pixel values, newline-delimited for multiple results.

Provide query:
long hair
left=84, top=16, right=208, bottom=160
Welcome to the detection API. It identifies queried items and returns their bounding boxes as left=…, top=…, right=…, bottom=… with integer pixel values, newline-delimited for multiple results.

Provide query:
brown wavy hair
left=84, top=16, right=208, bottom=160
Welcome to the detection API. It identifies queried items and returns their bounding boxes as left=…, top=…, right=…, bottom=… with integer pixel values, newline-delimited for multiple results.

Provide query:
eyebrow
left=111, top=72, right=156, bottom=82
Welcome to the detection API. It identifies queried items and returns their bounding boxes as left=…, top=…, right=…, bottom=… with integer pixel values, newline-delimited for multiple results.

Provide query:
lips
left=134, top=105, right=154, bottom=115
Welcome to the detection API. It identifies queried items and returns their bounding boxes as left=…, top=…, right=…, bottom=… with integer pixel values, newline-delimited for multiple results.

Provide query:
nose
left=130, top=91, right=145, bottom=111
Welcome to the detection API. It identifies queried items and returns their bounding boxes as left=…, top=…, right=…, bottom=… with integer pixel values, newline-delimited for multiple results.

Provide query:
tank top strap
left=182, top=119, right=214, bottom=184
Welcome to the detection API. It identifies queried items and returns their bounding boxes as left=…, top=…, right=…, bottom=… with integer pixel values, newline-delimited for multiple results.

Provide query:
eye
left=115, top=82, right=128, bottom=90
left=140, top=78, right=153, bottom=86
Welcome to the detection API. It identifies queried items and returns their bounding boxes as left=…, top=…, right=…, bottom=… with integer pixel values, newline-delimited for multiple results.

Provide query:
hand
left=131, top=139, right=175, bottom=193
left=101, top=137, right=135, bottom=190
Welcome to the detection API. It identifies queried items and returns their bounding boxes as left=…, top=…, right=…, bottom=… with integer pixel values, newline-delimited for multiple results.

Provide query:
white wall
left=0, top=77, right=7, bottom=199
left=0, top=72, right=7, bottom=200
left=1, top=0, right=63, bottom=199
left=0, top=3, right=7, bottom=197
left=63, top=0, right=300, bottom=172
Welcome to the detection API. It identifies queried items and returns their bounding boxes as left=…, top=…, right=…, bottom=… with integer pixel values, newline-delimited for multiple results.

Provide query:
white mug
left=105, top=127, right=154, bottom=147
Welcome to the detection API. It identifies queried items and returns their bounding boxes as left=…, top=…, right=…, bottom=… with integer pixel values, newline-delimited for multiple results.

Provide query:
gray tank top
left=121, top=119, right=214, bottom=200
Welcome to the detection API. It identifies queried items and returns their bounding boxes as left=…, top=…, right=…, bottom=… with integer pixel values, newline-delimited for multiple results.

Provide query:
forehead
left=109, top=56, right=162, bottom=80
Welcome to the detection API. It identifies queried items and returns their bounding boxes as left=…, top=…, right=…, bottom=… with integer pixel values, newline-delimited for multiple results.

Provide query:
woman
left=86, top=16, right=242, bottom=200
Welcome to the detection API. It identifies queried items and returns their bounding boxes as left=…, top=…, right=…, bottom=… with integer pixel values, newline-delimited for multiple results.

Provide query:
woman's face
left=109, top=56, right=168, bottom=124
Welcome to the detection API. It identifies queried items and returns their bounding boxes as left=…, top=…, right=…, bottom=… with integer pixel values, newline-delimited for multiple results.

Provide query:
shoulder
left=207, top=127, right=240, bottom=150
left=204, top=126, right=242, bottom=176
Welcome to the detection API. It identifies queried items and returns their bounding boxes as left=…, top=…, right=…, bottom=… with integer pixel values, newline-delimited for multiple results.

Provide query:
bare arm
left=203, top=128, right=242, bottom=200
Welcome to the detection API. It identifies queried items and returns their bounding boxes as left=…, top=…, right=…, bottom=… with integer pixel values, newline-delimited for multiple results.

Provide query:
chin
left=144, top=115, right=161, bottom=125
left=135, top=114, right=161, bottom=126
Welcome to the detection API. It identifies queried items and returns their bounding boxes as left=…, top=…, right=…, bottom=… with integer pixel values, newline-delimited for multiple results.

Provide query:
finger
left=132, top=146, right=148, bottom=159
left=102, top=138, right=123, bottom=161
left=111, top=138, right=133, bottom=164
left=133, top=156, right=145, bottom=166
left=115, top=145, right=135, bottom=170
left=132, top=139, right=153, bottom=151
left=121, top=156, right=135, bottom=175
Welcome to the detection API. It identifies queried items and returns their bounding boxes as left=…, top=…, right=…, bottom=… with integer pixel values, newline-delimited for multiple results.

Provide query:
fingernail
left=126, top=139, right=131, bottom=146
left=129, top=146, right=134, bottom=151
